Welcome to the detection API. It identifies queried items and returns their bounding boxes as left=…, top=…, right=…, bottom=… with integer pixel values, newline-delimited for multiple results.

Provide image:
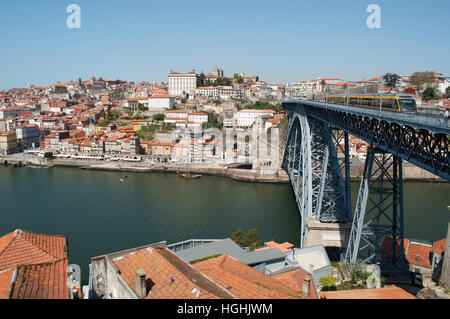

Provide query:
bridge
left=282, top=99, right=450, bottom=276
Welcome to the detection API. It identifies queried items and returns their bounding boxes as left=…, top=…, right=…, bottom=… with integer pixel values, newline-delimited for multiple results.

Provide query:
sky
left=0, top=0, right=449, bottom=90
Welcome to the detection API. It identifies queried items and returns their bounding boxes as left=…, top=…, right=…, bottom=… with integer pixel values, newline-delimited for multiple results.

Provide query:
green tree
left=234, top=73, right=244, bottom=84
left=197, top=72, right=206, bottom=87
left=422, top=86, right=439, bottom=101
left=43, top=152, right=53, bottom=159
left=383, top=73, right=401, bottom=91
left=246, top=228, right=261, bottom=251
left=446, top=86, right=450, bottom=98
left=137, top=103, right=147, bottom=111
left=153, top=113, right=165, bottom=122
left=181, top=98, right=187, bottom=104
left=318, top=274, right=338, bottom=291
left=231, top=228, right=246, bottom=247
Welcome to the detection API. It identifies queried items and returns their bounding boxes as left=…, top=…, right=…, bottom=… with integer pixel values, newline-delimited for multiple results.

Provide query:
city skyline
left=1, top=0, right=450, bottom=89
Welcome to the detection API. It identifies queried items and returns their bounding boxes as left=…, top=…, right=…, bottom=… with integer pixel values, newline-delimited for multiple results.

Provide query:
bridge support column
left=344, top=146, right=406, bottom=276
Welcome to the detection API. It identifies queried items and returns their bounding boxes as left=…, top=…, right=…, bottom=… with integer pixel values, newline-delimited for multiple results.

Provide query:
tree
left=231, top=228, right=246, bottom=247
left=422, top=86, right=439, bottom=101
left=446, top=86, right=450, bottom=98
left=197, top=72, right=206, bottom=87
left=234, top=73, right=244, bottom=84
left=246, top=228, right=261, bottom=251
left=153, top=113, right=165, bottom=122
left=383, top=73, right=401, bottom=91
left=181, top=98, right=187, bottom=104
left=43, top=152, right=53, bottom=159
left=409, top=71, right=439, bottom=91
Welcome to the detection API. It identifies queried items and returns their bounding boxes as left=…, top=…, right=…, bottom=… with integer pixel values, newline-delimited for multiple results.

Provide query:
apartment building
left=0, top=131, right=18, bottom=155
left=148, top=94, right=175, bottom=110
left=236, top=109, right=275, bottom=128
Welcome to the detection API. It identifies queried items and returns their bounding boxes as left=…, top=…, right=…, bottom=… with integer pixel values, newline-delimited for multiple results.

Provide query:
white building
left=195, top=86, right=218, bottom=98
left=148, top=95, right=175, bottom=110
left=236, top=109, right=275, bottom=128
left=168, top=70, right=197, bottom=97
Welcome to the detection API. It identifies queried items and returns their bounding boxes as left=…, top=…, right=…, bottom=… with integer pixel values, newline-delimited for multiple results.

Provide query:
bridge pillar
left=304, top=217, right=352, bottom=248
left=344, top=146, right=406, bottom=276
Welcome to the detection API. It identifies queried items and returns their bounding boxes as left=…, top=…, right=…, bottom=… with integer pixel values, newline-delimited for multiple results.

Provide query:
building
left=16, top=124, right=40, bottom=148
left=236, top=109, right=275, bottom=128
left=320, top=286, right=415, bottom=299
left=0, top=229, right=75, bottom=299
left=0, top=131, right=18, bottom=155
left=168, top=70, right=197, bottom=97
left=148, top=94, right=175, bottom=110
left=89, top=241, right=314, bottom=299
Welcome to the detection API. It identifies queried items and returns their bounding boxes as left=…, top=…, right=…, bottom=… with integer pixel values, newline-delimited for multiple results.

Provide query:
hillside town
left=1, top=69, right=449, bottom=171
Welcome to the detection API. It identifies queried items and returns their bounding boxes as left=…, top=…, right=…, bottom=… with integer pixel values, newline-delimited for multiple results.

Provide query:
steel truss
left=283, top=109, right=351, bottom=247
left=344, top=146, right=406, bottom=274
left=292, top=104, right=450, bottom=181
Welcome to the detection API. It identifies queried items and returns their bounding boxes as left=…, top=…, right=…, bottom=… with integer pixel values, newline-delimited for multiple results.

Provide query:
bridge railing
left=283, top=99, right=450, bottom=133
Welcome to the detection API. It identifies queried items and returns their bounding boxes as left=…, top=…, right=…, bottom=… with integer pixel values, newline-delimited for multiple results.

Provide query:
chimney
left=303, top=274, right=311, bottom=298
left=302, top=264, right=314, bottom=299
left=135, top=268, right=147, bottom=299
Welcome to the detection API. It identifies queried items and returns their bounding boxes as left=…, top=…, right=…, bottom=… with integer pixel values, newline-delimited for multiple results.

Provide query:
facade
left=16, top=124, right=40, bottom=148
left=148, top=94, right=175, bottom=110
left=168, top=70, right=197, bottom=97
left=236, top=109, right=275, bottom=128
left=0, top=131, right=18, bottom=155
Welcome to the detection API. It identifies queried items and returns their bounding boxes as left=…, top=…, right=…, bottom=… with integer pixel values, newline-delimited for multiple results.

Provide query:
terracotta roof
left=111, top=246, right=233, bottom=299
left=193, top=255, right=304, bottom=299
left=0, top=230, right=70, bottom=299
left=271, top=269, right=317, bottom=299
left=406, top=241, right=433, bottom=269
left=0, top=229, right=67, bottom=272
left=320, top=286, right=415, bottom=299
left=9, top=259, right=70, bottom=299
left=0, top=269, right=14, bottom=298
left=257, top=241, right=293, bottom=253
left=433, top=238, right=447, bottom=255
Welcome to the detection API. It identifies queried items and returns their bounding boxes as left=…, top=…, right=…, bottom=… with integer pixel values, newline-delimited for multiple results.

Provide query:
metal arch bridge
left=282, top=99, right=450, bottom=274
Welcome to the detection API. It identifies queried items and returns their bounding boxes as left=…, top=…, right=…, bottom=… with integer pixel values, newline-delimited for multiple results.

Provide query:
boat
left=179, top=173, right=202, bottom=179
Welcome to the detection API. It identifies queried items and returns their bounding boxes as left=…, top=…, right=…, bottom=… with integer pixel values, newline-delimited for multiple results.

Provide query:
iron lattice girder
left=285, top=103, right=450, bottom=181
left=344, top=147, right=405, bottom=272
left=283, top=110, right=351, bottom=247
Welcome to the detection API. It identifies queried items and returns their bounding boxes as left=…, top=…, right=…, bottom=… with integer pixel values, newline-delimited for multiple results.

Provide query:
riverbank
left=1, top=155, right=446, bottom=183
left=0, top=156, right=291, bottom=183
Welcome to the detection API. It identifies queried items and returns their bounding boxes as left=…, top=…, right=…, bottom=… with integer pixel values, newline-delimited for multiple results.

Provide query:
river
left=0, top=166, right=448, bottom=284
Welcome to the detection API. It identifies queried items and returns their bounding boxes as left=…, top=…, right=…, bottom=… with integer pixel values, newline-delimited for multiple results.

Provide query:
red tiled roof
left=111, top=246, right=233, bottom=299
left=433, top=238, right=447, bottom=255
left=271, top=269, right=317, bottom=299
left=406, top=242, right=433, bottom=269
left=0, top=230, right=70, bottom=299
left=320, top=286, right=415, bottom=299
left=9, top=259, right=70, bottom=299
left=193, top=255, right=304, bottom=299
left=0, top=229, right=67, bottom=272
left=0, top=269, right=14, bottom=298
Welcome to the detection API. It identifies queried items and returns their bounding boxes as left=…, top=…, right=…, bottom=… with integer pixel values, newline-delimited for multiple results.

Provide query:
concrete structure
left=285, top=245, right=331, bottom=287
left=304, top=217, right=352, bottom=249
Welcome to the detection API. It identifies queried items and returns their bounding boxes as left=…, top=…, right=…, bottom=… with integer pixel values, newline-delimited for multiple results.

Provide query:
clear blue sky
left=0, top=0, right=449, bottom=89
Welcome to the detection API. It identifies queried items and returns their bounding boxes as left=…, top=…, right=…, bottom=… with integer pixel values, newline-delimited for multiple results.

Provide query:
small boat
left=179, top=173, right=202, bottom=179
